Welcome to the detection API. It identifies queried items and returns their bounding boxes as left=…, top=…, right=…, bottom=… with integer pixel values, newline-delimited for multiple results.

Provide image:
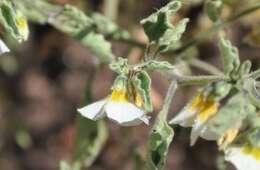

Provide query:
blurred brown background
left=0, top=0, right=260, bottom=170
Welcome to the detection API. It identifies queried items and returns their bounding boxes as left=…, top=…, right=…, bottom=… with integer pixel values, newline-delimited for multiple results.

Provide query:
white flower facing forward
left=169, top=93, right=219, bottom=145
left=77, top=76, right=149, bottom=126
left=225, top=144, right=260, bottom=170
left=0, top=39, right=10, bottom=55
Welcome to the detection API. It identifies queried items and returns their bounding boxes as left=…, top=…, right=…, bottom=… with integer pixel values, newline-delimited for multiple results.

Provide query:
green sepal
left=147, top=111, right=174, bottom=170
left=209, top=93, right=253, bottom=136
left=244, top=78, right=260, bottom=108
left=112, top=75, right=128, bottom=90
left=244, top=128, right=260, bottom=147
left=218, top=37, right=240, bottom=77
left=203, top=81, right=232, bottom=100
left=141, top=1, right=188, bottom=52
left=0, top=0, right=29, bottom=42
left=204, top=0, right=223, bottom=22
left=109, top=57, right=129, bottom=75
left=132, top=71, right=153, bottom=112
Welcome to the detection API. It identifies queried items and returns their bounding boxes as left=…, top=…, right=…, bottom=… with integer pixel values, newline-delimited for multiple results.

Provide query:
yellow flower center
left=242, top=144, right=260, bottom=160
left=188, top=93, right=218, bottom=122
left=110, top=89, right=128, bottom=102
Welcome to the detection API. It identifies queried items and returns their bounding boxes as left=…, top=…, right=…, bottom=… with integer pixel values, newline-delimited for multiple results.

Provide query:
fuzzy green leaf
left=0, top=0, right=29, bottom=42
left=73, top=115, right=108, bottom=168
left=144, top=60, right=175, bottom=72
left=132, top=71, right=153, bottom=112
left=209, top=93, right=254, bottom=135
left=109, top=57, right=129, bottom=75
left=91, top=12, right=130, bottom=40
left=204, top=0, right=223, bottom=22
left=141, top=1, right=188, bottom=52
left=218, top=37, right=240, bottom=76
left=147, top=112, right=174, bottom=170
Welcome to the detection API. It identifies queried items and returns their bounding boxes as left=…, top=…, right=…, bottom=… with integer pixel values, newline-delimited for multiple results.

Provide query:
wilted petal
left=225, top=146, right=260, bottom=170
left=105, top=101, right=145, bottom=125
left=0, top=39, right=10, bottom=54
left=77, top=100, right=106, bottom=120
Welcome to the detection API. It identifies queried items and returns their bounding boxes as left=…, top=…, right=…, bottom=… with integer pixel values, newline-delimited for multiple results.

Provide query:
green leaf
left=73, top=115, right=108, bottom=168
left=132, top=71, right=153, bottom=112
left=0, top=0, right=29, bottom=42
left=17, top=0, right=115, bottom=64
left=244, top=128, right=260, bottom=147
left=90, top=12, right=130, bottom=40
left=109, top=57, right=129, bottom=75
left=204, top=0, right=223, bottom=22
left=81, top=32, right=115, bottom=64
left=141, top=1, right=188, bottom=52
left=48, top=4, right=94, bottom=37
left=147, top=112, right=174, bottom=170
left=143, top=60, right=175, bottom=72
left=209, top=93, right=254, bottom=136
left=218, top=37, right=240, bottom=76
left=158, top=18, right=189, bottom=51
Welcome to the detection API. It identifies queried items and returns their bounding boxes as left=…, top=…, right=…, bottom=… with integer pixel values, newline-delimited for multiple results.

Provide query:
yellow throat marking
left=189, top=93, right=218, bottom=122
left=218, top=128, right=239, bottom=150
left=242, top=144, right=260, bottom=160
left=110, top=89, right=128, bottom=102
left=16, top=16, right=27, bottom=30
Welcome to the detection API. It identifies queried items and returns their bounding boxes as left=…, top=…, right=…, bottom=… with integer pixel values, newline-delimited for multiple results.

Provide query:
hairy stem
left=177, top=75, right=230, bottom=86
left=188, top=58, right=224, bottom=75
left=248, top=69, right=260, bottom=79
left=161, top=80, right=178, bottom=119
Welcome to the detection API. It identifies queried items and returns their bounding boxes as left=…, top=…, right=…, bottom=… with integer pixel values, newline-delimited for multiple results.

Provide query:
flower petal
left=0, top=39, right=10, bottom=54
left=169, top=109, right=196, bottom=127
left=120, top=115, right=150, bottom=126
left=225, top=146, right=260, bottom=170
left=105, top=101, right=145, bottom=125
left=77, top=100, right=106, bottom=120
left=190, top=121, right=218, bottom=146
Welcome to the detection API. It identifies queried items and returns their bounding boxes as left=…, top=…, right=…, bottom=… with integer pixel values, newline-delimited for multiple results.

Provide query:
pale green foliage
left=0, top=0, right=28, bottom=42
left=141, top=1, right=189, bottom=52
left=109, top=57, right=129, bottom=74
left=91, top=12, right=130, bottom=40
left=209, top=93, right=256, bottom=136
left=17, top=0, right=115, bottom=64
left=204, top=0, right=223, bottom=22
left=147, top=112, right=174, bottom=170
left=218, top=37, right=240, bottom=76
left=143, top=60, right=175, bottom=71
left=73, top=116, right=108, bottom=168
left=81, top=32, right=115, bottom=63
left=48, top=5, right=94, bottom=37
left=132, top=71, right=153, bottom=112
left=203, top=81, right=232, bottom=100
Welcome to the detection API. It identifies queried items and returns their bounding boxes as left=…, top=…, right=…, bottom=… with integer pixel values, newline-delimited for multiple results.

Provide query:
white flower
left=77, top=87, right=149, bottom=126
left=225, top=144, right=260, bottom=170
left=169, top=93, right=219, bottom=145
left=0, top=39, right=10, bottom=54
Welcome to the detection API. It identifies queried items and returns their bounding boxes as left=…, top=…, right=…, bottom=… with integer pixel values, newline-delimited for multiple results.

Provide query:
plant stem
left=188, top=58, right=224, bottom=75
left=161, top=80, right=178, bottom=119
left=103, top=0, right=119, bottom=21
left=177, top=75, right=230, bottom=86
left=248, top=69, right=260, bottom=79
